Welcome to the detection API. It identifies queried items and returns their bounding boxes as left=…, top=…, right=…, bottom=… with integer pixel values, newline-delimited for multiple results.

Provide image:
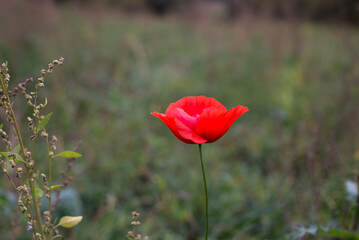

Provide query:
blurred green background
left=1, top=0, right=359, bottom=239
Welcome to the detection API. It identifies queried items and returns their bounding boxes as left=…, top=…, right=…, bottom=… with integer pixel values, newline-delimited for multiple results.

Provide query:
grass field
left=1, top=2, right=359, bottom=239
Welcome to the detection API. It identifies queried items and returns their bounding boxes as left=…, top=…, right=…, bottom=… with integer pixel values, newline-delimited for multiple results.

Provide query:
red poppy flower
left=151, top=96, right=249, bottom=144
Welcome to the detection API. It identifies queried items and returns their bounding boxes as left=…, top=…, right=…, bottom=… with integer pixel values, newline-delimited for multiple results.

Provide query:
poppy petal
left=195, top=105, right=248, bottom=142
left=168, top=107, right=199, bottom=130
left=166, top=96, right=227, bottom=117
left=151, top=112, right=207, bottom=144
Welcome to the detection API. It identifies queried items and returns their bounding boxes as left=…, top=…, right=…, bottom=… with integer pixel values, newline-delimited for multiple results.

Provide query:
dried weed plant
left=0, top=58, right=82, bottom=240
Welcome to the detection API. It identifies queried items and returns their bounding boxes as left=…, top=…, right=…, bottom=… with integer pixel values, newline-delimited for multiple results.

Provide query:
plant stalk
left=198, top=144, right=209, bottom=240
left=45, top=134, right=53, bottom=224
left=0, top=74, right=45, bottom=239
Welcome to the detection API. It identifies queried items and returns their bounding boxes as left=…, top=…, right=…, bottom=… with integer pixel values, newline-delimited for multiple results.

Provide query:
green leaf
left=0, top=151, right=26, bottom=164
left=0, top=124, right=3, bottom=129
left=35, top=187, right=43, bottom=200
left=0, top=152, right=8, bottom=158
left=15, top=154, right=26, bottom=164
left=43, top=98, right=48, bottom=108
left=13, top=144, right=20, bottom=154
left=57, top=216, right=83, bottom=228
left=54, top=151, right=82, bottom=158
left=38, top=113, right=53, bottom=131
left=50, top=185, right=64, bottom=191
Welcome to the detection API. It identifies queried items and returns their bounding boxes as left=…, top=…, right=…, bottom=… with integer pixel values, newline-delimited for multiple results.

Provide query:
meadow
left=1, top=2, right=359, bottom=239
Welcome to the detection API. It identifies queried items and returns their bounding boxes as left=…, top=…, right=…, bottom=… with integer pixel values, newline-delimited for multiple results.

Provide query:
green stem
left=198, top=144, right=208, bottom=240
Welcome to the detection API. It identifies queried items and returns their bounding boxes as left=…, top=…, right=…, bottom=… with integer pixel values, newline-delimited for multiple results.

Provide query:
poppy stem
left=198, top=144, right=208, bottom=240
